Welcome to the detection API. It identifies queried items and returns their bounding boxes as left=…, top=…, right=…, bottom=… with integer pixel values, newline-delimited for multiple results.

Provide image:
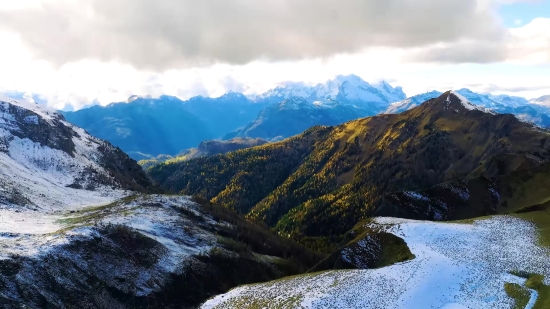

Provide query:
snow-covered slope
left=455, top=88, right=501, bottom=108
left=1, top=193, right=320, bottom=308
left=0, top=96, right=153, bottom=210
left=202, top=215, right=550, bottom=309
left=385, top=90, right=442, bottom=114
left=530, top=95, right=550, bottom=107
left=1, top=97, right=321, bottom=309
left=255, top=75, right=406, bottom=112
left=448, top=91, right=496, bottom=114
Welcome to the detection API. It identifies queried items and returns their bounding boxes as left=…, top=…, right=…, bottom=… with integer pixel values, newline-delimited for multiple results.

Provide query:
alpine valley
left=1, top=83, right=550, bottom=309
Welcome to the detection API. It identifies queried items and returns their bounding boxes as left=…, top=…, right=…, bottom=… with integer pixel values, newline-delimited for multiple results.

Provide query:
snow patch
left=404, top=191, right=430, bottom=202
left=450, top=91, right=497, bottom=114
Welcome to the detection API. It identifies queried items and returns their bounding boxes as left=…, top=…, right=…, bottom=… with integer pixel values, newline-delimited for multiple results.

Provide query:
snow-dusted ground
left=202, top=216, right=550, bottom=309
left=0, top=195, right=223, bottom=304
left=0, top=195, right=216, bottom=261
left=101, top=195, right=218, bottom=279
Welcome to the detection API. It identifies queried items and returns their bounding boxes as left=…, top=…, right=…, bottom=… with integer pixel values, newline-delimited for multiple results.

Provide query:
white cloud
left=507, top=18, right=550, bottom=65
left=0, top=1, right=548, bottom=109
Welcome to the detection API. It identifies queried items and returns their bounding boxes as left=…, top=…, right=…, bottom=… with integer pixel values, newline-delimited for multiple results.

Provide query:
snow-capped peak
left=489, top=94, right=528, bottom=107
left=277, top=97, right=313, bottom=110
left=373, top=80, right=407, bottom=103
left=255, top=75, right=406, bottom=110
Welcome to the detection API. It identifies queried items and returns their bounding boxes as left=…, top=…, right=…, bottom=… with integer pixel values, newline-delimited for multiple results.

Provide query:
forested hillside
left=148, top=92, right=550, bottom=251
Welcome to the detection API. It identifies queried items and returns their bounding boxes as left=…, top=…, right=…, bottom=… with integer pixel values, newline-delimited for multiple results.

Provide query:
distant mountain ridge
left=61, top=75, right=405, bottom=159
left=386, top=89, right=550, bottom=128
left=139, top=137, right=268, bottom=169
left=254, top=75, right=406, bottom=112
left=224, top=97, right=370, bottom=141
left=530, top=95, right=550, bottom=107
left=8, top=75, right=545, bottom=160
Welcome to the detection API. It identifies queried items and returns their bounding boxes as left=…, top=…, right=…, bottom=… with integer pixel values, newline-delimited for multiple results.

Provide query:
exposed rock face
left=382, top=159, right=550, bottom=221
left=0, top=96, right=157, bottom=210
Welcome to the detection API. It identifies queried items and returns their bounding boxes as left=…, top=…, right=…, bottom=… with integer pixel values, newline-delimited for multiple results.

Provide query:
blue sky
left=499, top=1, right=550, bottom=27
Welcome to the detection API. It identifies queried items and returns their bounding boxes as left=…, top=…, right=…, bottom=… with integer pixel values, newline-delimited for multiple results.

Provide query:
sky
left=0, top=0, right=548, bottom=110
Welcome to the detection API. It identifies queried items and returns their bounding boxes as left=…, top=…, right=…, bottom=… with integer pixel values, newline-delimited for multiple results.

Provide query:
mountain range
left=253, top=76, right=406, bottom=110
left=60, top=94, right=267, bottom=160
left=3, top=91, right=550, bottom=308
left=59, top=76, right=550, bottom=161
left=223, top=97, right=370, bottom=141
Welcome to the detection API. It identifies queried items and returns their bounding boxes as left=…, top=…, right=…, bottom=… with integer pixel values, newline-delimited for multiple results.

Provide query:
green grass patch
left=57, top=195, right=139, bottom=226
left=507, top=272, right=550, bottom=309
left=505, top=283, right=531, bottom=309
left=514, top=204, right=550, bottom=249
left=526, top=274, right=550, bottom=309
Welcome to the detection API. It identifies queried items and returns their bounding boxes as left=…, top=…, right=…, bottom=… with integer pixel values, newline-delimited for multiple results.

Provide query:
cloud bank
left=0, top=0, right=506, bottom=69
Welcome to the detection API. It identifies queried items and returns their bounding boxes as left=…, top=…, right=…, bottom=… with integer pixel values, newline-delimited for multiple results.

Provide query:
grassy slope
left=506, top=271, right=550, bottom=309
